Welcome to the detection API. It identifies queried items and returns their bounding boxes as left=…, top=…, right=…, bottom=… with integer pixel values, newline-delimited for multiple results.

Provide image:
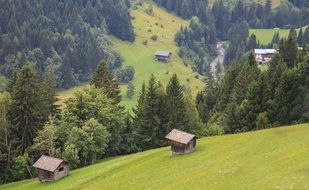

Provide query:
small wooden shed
left=165, top=129, right=197, bottom=155
left=155, top=51, right=172, bottom=62
left=33, top=155, right=69, bottom=182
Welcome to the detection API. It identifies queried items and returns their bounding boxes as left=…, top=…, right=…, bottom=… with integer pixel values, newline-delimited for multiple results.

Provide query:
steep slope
left=57, top=3, right=205, bottom=109
left=113, top=2, right=204, bottom=109
left=2, top=123, right=309, bottom=190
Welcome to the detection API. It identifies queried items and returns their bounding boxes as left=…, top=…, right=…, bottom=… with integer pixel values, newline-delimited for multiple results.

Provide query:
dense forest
left=197, top=52, right=308, bottom=134
left=0, top=0, right=134, bottom=88
left=158, top=0, right=309, bottom=69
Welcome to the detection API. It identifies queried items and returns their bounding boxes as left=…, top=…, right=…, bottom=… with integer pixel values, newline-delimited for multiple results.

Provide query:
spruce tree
left=91, top=61, right=121, bottom=104
left=166, top=74, right=190, bottom=132
left=10, top=63, right=42, bottom=152
left=280, top=29, right=298, bottom=68
left=41, top=73, right=60, bottom=118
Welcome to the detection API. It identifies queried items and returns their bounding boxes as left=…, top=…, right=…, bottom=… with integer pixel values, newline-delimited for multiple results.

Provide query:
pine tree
left=126, top=81, right=135, bottom=99
left=166, top=74, right=190, bottom=132
left=41, top=73, right=60, bottom=118
left=10, top=63, right=43, bottom=152
left=297, top=28, right=304, bottom=46
left=91, top=61, right=121, bottom=104
left=279, top=29, right=298, bottom=68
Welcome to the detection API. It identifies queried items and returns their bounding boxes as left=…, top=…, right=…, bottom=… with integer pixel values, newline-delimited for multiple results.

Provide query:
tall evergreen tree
left=91, top=61, right=121, bottom=104
left=279, top=29, right=298, bottom=68
left=166, top=74, right=190, bottom=132
left=10, top=63, right=43, bottom=152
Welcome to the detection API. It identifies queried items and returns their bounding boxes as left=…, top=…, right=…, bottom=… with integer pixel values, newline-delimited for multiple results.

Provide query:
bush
left=147, top=29, right=152, bottom=32
left=205, top=124, right=224, bottom=136
left=10, top=153, right=32, bottom=181
left=151, top=34, right=158, bottom=41
left=143, top=40, right=148, bottom=45
left=116, top=66, right=135, bottom=83
left=256, top=112, right=270, bottom=130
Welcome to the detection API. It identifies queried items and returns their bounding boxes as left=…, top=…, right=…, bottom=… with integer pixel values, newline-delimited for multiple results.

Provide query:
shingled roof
left=165, top=129, right=196, bottom=144
left=33, top=155, right=66, bottom=172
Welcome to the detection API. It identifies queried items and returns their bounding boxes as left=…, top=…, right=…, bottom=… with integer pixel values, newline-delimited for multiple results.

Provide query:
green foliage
left=62, top=144, right=80, bottom=169
left=175, top=17, right=217, bottom=75
left=126, top=82, right=135, bottom=99
left=256, top=112, right=270, bottom=129
left=31, top=121, right=55, bottom=157
left=10, top=153, right=31, bottom=181
left=0, top=0, right=134, bottom=88
left=197, top=52, right=308, bottom=134
left=150, top=34, right=158, bottom=41
left=10, top=63, right=44, bottom=152
left=62, top=86, right=124, bottom=156
left=116, top=66, right=135, bottom=83
left=91, top=61, right=122, bottom=104
left=0, top=92, right=13, bottom=180
left=166, top=74, right=191, bottom=132
left=66, top=118, right=110, bottom=165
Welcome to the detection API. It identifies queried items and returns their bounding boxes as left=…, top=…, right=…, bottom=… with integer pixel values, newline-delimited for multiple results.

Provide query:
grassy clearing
left=2, top=123, right=309, bottom=190
left=250, top=26, right=308, bottom=45
left=57, top=3, right=205, bottom=110
left=249, top=28, right=290, bottom=45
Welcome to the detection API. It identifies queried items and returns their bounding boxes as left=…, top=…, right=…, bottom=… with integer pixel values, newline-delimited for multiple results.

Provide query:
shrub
left=116, top=66, right=135, bottom=83
left=151, top=34, right=158, bottom=41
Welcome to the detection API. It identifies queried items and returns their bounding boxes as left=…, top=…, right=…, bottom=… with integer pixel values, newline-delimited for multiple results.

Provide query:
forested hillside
left=155, top=0, right=309, bottom=66
left=0, top=0, right=134, bottom=88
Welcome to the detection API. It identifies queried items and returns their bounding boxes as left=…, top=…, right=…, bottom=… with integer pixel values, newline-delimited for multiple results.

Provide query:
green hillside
left=2, top=123, right=309, bottom=190
left=57, top=3, right=204, bottom=109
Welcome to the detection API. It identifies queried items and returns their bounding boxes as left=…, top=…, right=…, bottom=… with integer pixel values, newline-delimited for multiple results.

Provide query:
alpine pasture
left=2, top=123, right=308, bottom=190
left=57, top=3, right=205, bottom=110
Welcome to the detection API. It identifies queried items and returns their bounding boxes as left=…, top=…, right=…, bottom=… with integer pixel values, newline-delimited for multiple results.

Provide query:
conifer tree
left=166, top=74, right=190, bottom=132
left=279, top=29, right=298, bottom=68
left=91, top=61, right=121, bottom=104
left=10, top=63, right=42, bottom=152
left=41, top=73, right=60, bottom=118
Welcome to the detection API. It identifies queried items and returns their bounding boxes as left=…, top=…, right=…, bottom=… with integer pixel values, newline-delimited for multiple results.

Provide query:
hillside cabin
left=155, top=51, right=172, bottom=62
left=33, top=155, right=69, bottom=182
left=165, top=129, right=197, bottom=155
left=254, top=49, right=277, bottom=64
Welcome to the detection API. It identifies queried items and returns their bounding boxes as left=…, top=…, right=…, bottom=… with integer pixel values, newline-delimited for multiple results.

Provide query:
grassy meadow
left=249, top=28, right=290, bottom=45
left=2, top=123, right=309, bottom=190
left=250, top=25, right=308, bottom=45
left=58, top=3, right=205, bottom=110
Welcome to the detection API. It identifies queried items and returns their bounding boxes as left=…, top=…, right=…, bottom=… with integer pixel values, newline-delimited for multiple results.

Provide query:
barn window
left=59, top=167, right=64, bottom=172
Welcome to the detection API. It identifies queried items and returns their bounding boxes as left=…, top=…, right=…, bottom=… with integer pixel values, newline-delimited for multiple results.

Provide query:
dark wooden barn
left=165, top=129, right=197, bottom=155
left=33, top=155, right=69, bottom=182
left=155, top=50, right=172, bottom=62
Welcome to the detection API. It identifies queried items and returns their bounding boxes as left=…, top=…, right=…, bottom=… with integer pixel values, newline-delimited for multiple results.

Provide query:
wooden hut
left=33, top=155, right=69, bottom=182
left=165, top=129, right=197, bottom=155
left=155, top=51, right=172, bottom=62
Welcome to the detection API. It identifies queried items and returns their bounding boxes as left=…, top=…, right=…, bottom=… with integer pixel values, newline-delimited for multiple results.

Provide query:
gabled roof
left=165, top=129, right=196, bottom=144
left=33, top=155, right=66, bottom=172
left=155, top=50, right=171, bottom=57
left=254, top=49, right=277, bottom=54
